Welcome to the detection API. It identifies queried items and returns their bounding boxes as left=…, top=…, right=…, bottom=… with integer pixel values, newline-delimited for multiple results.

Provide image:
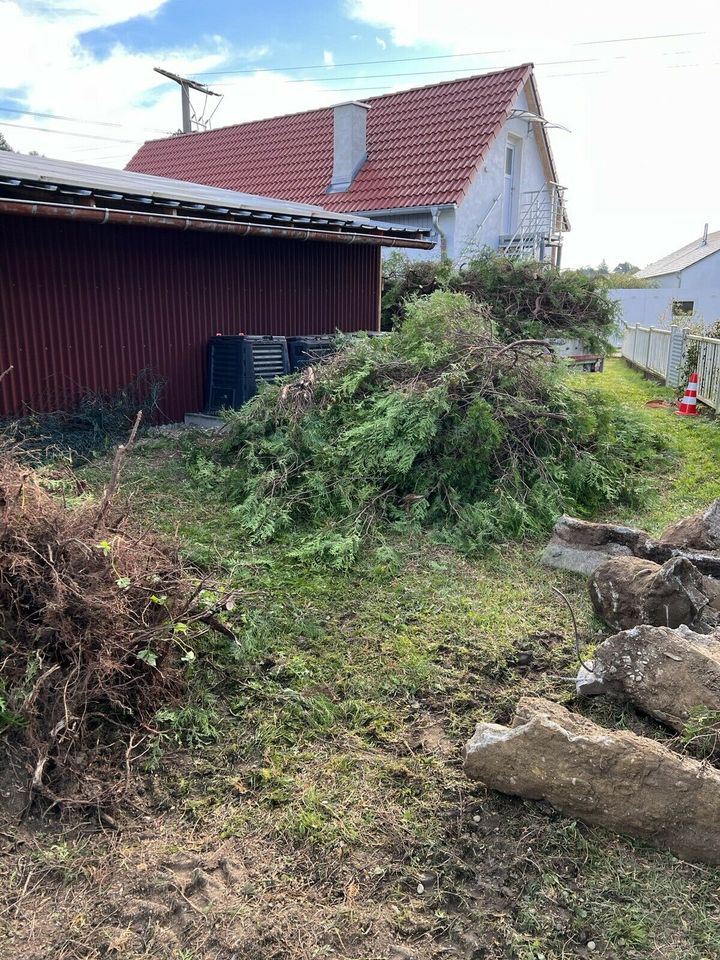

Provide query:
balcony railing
left=498, top=183, right=566, bottom=263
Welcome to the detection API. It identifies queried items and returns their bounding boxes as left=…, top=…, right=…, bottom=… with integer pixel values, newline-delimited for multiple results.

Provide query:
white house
left=636, top=226, right=720, bottom=289
left=611, top=227, right=720, bottom=332
left=127, top=64, right=568, bottom=265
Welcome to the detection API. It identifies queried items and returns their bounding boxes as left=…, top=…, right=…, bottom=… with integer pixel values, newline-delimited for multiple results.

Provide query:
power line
left=275, top=59, right=719, bottom=97
left=0, top=121, right=140, bottom=144
left=192, top=48, right=511, bottom=77
left=576, top=31, right=704, bottom=46
left=191, top=31, right=705, bottom=77
left=77, top=154, right=134, bottom=164
left=210, top=55, right=720, bottom=91
left=1, top=38, right=713, bottom=149
left=66, top=141, right=145, bottom=154
left=208, top=47, right=713, bottom=89
left=0, top=104, right=170, bottom=135
left=212, top=57, right=604, bottom=86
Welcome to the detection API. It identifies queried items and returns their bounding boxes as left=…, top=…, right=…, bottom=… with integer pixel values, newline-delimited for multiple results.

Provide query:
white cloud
left=323, top=49, right=335, bottom=67
left=4, top=0, right=719, bottom=269
left=375, top=36, right=386, bottom=50
left=0, top=2, right=342, bottom=167
left=348, top=0, right=720, bottom=267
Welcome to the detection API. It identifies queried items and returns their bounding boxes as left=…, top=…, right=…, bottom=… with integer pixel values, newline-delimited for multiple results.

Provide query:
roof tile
left=127, top=65, right=531, bottom=212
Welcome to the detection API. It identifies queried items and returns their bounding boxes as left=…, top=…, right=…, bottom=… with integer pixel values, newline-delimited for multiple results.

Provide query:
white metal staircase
left=499, top=183, right=566, bottom=264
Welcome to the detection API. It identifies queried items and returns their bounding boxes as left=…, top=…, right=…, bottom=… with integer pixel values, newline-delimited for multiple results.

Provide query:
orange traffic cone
left=676, top=372, right=699, bottom=416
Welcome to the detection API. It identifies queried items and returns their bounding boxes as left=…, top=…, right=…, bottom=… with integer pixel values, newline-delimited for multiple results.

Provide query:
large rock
left=463, top=696, right=720, bottom=864
left=541, top=516, right=643, bottom=575
left=576, top=624, right=720, bottom=731
left=588, top=555, right=717, bottom=631
left=542, top=515, right=720, bottom=579
left=660, top=500, right=720, bottom=552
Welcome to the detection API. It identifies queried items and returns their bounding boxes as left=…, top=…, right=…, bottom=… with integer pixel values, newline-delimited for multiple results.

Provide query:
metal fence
left=621, top=325, right=671, bottom=380
left=621, top=323, right=720, bottom=412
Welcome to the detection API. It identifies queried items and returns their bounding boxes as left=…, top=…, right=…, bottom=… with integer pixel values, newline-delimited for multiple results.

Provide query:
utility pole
left=153, top=68, right=222, bottom=134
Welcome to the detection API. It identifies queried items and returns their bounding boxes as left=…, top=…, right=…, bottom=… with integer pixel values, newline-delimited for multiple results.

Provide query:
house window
left=502, top=142, right=517, bottom=235
left=672, top=300, right=695, bottom=318
left=505, top=145, right=514, bottom=176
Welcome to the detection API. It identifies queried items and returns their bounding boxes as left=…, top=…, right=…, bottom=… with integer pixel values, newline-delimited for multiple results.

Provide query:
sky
left=0, top=0, right=718, bottom=268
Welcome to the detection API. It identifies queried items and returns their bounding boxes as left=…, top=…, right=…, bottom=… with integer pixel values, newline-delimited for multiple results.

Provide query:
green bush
left=382, top=252, right=618, bottom=353
left=215, top=292, right=664, bottom=566
left=679, top=319, right=720, bottom=397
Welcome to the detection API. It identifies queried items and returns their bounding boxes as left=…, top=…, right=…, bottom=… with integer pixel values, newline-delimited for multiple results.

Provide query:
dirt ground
left=3, top=360, right=720, bottom=960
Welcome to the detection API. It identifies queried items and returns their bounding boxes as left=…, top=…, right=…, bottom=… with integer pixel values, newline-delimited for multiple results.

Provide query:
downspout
left=430, top=205, right=448, bottom=260
left=376, top=245, right=383, bottom=332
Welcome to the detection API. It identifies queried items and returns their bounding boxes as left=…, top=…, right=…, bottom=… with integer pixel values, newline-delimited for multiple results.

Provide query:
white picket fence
left=621, top=323, right=720, bottom=412
left=695, top=337, right=720, bottom=410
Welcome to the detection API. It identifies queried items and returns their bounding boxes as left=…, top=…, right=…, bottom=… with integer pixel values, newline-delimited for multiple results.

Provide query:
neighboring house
left=611, top=227, right=720, bottom=332
left=128, top=64, right=568, bottom=265
left=0, top=153, right=431, bottom=422
left=636, top=226, right=720, bottom=289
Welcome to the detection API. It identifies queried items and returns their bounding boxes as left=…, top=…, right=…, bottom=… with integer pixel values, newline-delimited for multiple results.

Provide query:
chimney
left=702, top=222, right=709, bottom=245
left=328, top=101, right=369, bottom=193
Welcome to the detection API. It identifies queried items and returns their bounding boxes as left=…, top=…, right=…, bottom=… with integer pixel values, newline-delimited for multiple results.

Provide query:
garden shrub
left=216, top=292, right=664, bottom=566
left=382, top=251, right=618, bottom=353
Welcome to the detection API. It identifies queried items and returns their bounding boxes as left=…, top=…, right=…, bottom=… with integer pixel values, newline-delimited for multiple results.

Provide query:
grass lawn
left=591, top=359, right=720, bottom=532
left=3, top=358, right=720, bottom=960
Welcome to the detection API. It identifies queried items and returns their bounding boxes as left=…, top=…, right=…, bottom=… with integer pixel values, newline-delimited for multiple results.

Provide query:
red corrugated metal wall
left=0, top=214, right=380, bottom=422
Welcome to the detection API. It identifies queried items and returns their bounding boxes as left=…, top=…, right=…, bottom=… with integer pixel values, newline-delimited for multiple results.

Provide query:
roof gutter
left=0, top=198, right=436, bottom=250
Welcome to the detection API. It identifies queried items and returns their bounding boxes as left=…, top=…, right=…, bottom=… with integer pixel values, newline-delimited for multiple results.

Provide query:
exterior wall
left=362, top=86, right=555, bottom=264
left=609, top=287, right=720, bottom=333
left=650, top=272, right=681, bottom=289
left=675, top=250, right=720, bottom=287
left=453, top=88, right=550, bottom=261
left=372, top=209, right=449, bottom=262
left=0, top=214, right=381, bottom=422
left=644, top=248, right=720, bottom=289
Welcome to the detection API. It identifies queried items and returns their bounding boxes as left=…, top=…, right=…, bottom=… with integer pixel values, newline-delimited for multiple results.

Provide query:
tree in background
left=0, top=132, right=12, bottom=152
left=574, top=259, right=651, bottom=288
left=577, top=260, right=609, bottom=278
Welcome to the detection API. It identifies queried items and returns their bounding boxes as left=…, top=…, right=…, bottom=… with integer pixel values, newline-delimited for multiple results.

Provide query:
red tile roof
left=127, top=64, right=533, bottom=213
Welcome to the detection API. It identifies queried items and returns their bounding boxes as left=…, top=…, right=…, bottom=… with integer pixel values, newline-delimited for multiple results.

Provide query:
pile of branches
left=381, top=252, right=618, bottom=353
left=0, top=420, right=225, bottom=811
left=1, top=369, right=164, bottom=463
left=217, top=292, right=662, bottom=566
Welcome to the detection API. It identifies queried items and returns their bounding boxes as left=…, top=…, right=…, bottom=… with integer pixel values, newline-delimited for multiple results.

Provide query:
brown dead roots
left=0, top=448, right=216, bottom=813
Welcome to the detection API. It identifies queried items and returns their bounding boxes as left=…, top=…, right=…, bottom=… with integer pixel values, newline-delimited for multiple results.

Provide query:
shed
left=0, top=154, right=432, bottom=422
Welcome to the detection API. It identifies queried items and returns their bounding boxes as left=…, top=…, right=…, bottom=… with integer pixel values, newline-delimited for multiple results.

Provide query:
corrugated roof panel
left=0, top=153, right=428, bottom=238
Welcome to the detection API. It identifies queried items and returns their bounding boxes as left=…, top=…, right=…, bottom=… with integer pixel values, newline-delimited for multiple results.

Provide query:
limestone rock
left=541, top=515, right=720, bottom=579
left=575, top=660, right=606, bottom=696
left=541, top=515, right=640, bottom=575
left=463, top=696, right=720, bottom=864
left=660, top=500, right=720, bottom=552
left=588, top=555, right=716, bottom=631
left=577, top=624, right=720, bottom=732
